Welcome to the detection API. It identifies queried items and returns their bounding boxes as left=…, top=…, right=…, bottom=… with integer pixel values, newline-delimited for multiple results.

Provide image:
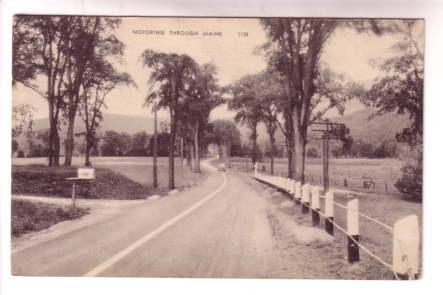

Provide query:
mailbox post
left=66, top=168, right=95, bottom=208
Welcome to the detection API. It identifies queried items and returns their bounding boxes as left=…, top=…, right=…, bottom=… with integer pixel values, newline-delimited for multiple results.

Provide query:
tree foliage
left=259, top=18, right=369, bottom=182
left=364, top=20, right=424, bottom=200
left=365, top=20, right=423, bottom=147
left=79, top=58, right=135, bottom=166
left=209, top=120, right=241, bottom=166
left=12, top=16, right=128, bottom=167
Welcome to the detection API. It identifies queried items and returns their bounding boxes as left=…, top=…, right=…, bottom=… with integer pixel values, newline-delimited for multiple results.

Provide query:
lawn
left=12, top=199, right=89, bottom=237
left=12, top=157, right=207, bottom=199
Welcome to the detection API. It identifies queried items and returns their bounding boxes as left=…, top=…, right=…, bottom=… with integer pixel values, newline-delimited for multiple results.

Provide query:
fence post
left=324, top=190, right=334, bottom=235
left=294, top=182, right=301, bottom=204
left=347, top=199, right=360, bottom=263
left=393, top=215, right=420, bottom=279
left=301, top=184, right=310, bottom=214
left=254, top=162, right=258, bottom=177
left=311, top=186, right=320, bottom=226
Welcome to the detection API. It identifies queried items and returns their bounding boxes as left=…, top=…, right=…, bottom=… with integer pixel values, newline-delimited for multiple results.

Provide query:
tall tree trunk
left=190, top=142, right=195, bottom=170
left=85, top=136, right=92, bottom=167
left=286, top=116, right=296, bottom=178
left=168, top=110, right=176, bottom=190
left=186, top=142, right=191, bottom=167
left=53, top=128, right=60, bottom=166
left=64, top=113, right=75, bottom=166
left=294, top=131, right=307, bottom=184
left=153, top=102, right=158, bottom=188
left=48, top=114, right=55, bottom=166
left=180, top=136, right=184, bottom=175
left=194, top=122, right=200, bottom=173
left=287, top=149, right=293, bottom=178
left=251, top=123, right=258, bottom=164
left=222, top=144, right=228, bottom=168
left=270, top=136, right=275, bottom=175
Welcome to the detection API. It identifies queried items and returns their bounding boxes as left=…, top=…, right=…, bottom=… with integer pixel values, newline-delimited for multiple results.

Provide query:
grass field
left=228, top=157, right=406, bottom=196
left=12, top=199, right=89, bottom=237
left=12, top=157, right=207, bottom=198
left=221, top=155, right=422, bottom=274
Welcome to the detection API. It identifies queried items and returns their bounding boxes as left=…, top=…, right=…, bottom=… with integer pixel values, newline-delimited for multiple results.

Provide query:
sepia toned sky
left=13, top=17, right=423, bottom=120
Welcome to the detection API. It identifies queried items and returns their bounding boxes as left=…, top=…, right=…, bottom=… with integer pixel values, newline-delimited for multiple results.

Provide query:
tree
left=12, top=104, right=35, bottom=138
left=307, top=147, right=319, bottom=158
left=149, top=131, right=170, bottom=157
left=13, top=16, right=72, bottom=166
left=141, top=49, right=198, bottom=189
left=128, top=132, right=151, bottom=156
left=12, top=140, right=19, bottom=156
left=259, top=18, right=385, bottom=183
left=366, top=20, right=423, bottom=147
left=64, top=17, right=124, bottom=166
left=210, top=120, right=241, bottom=168
left=183, top=63, right=223, bottom=173
left=254, top=71, right=284, bottom=175
left=365, top=20, right=423, bottom=199
left=229, top=75, right=264, bottom=164
left=230, top=70, right=283, bottom=174
left=79, top=59, right=135, bottom=166
left=101, top=131, right=132, bottom=156
left=12, top=17, right=38, bottom=86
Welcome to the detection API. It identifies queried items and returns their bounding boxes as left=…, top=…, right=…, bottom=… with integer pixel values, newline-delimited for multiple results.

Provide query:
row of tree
left=228, top=63, right=353, bottom=176
left=13, top=16, right=135, bottom=167
left=140, top=50, right=226, bottom=188
left=228, top=19, right=423, bottom=199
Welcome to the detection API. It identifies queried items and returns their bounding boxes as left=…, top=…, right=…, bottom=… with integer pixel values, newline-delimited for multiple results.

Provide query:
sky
left=12, top=17, right=421, bottom=120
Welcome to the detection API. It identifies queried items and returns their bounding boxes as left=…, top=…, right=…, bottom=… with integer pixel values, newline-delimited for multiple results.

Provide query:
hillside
left=332, top=108, right=410, bottom=144
left=249, top=108, right=411, bottom=148
left=33, top=113, right=162, bottom=134
left=28, top=108, right=411, bottom=149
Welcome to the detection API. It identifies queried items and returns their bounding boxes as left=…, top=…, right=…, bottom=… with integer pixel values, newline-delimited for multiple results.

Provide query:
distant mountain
left=31, top=108, right=411, bottom=147
left=247, top=108, right=411, bottom=147
left=33, top=113, right=167, bottom=135
left=331, top=108, right=410, bottom=144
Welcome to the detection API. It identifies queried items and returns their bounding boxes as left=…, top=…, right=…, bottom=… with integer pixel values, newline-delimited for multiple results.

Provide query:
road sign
left=77, top=168, right=95, bottom=179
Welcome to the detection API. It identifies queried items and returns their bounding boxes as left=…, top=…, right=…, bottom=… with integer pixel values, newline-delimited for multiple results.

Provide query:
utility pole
left=153, top=101, right=158, bottom=188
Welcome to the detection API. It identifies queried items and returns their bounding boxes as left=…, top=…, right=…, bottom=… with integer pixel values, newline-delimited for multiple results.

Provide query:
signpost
left=311, top=121, right=347, bottom=193
left=66, top=168, right=95, bottom=208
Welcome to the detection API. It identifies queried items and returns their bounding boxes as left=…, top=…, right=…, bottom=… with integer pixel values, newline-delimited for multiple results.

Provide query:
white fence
left=253, top=166, right=420, bottom=280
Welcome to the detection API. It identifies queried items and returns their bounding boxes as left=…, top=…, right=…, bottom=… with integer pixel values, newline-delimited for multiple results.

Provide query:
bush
left=11, top=199, right=89, bottom=237
left=307, top=147, right=319, bottom=158
left=395, top=162, right=422, bottom=201
left=12, top=165, right=151, bottom=199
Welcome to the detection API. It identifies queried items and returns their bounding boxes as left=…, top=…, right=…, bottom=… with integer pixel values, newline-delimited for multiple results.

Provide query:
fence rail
left=253, top=165, right=420, bottom=280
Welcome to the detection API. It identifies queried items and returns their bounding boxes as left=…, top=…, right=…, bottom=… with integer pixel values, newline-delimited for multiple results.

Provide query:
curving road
left=12, top=160, right=280, bottom=278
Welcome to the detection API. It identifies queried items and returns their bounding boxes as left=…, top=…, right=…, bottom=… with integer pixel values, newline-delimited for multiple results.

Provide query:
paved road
left=12, top=161, right=279, bottom=278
